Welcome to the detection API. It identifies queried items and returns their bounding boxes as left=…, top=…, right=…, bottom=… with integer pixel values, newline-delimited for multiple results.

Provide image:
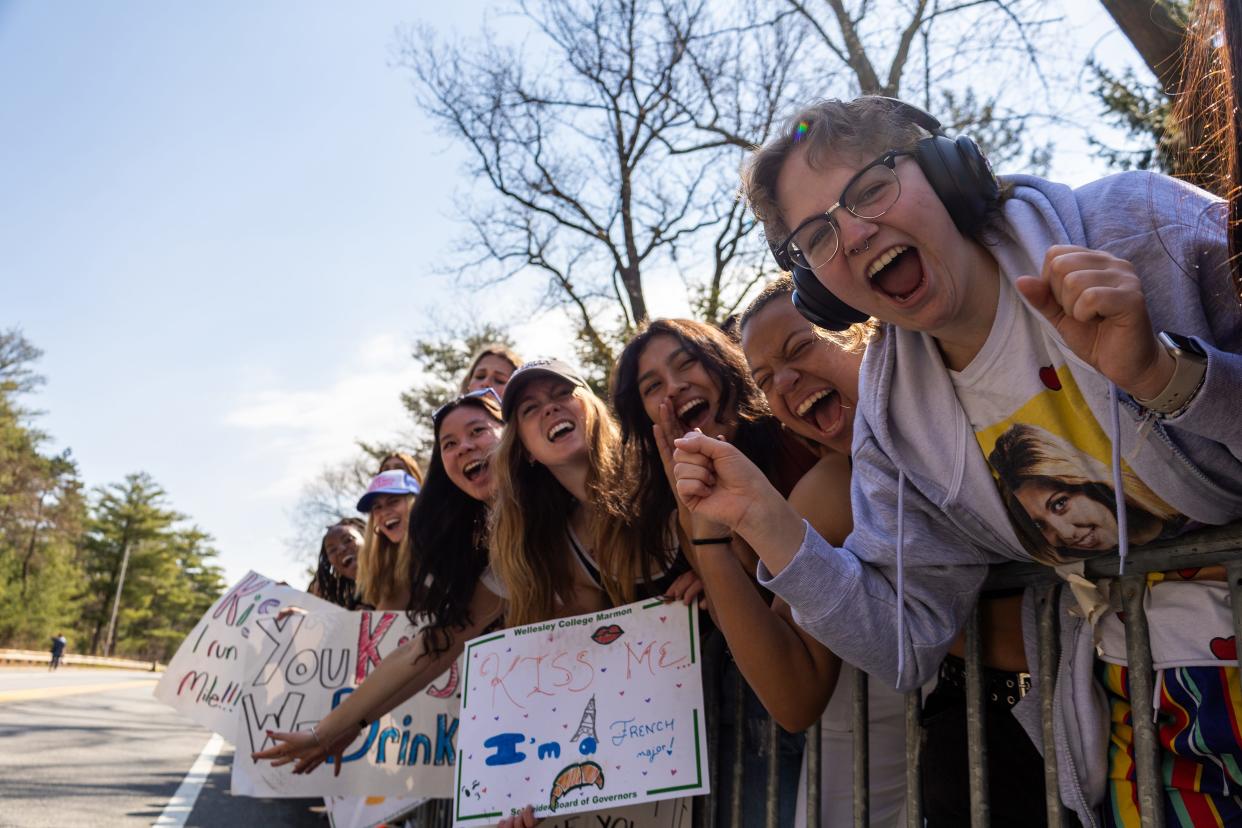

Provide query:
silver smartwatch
left=1133, top=331, right=1208, bottom=416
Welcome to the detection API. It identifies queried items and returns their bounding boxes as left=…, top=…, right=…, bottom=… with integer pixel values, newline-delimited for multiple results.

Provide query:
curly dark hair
left=312, top=518, right=364, bottom=609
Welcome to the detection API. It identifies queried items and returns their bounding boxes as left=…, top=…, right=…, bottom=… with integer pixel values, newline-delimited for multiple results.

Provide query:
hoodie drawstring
left=1107, top=382, right=1130, bottom=574
left=895, top=470, right=907, bottom=689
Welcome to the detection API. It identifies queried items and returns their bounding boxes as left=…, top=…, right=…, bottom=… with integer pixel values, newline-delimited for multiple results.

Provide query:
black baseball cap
left=500, top=358, right=589, bottom=422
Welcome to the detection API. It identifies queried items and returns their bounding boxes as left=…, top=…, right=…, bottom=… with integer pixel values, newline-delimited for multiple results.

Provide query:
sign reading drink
left=230, top=608, right=460, bottom=798
left=453, top=599, right=708, bottom=825
left=154, top=570, right=340, bottom=737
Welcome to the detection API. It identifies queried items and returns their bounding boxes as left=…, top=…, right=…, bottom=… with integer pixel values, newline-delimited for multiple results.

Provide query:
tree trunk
left=1098, top=0, right=1188, bottom=92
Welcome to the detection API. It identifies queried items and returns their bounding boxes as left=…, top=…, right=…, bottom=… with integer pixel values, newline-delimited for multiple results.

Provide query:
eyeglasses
left=778, top=150, right=912, bottom=271
left=432, top=386, right=503, bottom=425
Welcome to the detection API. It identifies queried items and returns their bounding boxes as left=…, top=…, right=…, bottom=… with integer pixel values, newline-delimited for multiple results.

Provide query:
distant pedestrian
left=49, top=634, right=66, bottom=670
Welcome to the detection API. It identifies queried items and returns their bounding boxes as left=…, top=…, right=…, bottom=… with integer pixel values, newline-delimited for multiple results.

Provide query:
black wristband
left=691, top=535, right=732, bottom=546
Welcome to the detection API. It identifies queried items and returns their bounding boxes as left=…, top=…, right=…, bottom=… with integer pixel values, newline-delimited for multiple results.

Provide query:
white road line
left=152, top=732, right=224, bottom=827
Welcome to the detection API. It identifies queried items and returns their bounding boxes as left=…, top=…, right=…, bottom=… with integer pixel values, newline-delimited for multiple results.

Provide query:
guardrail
left=0, top=648, right=164, bottom=672
left=398, top=523, right=1242, bottom=828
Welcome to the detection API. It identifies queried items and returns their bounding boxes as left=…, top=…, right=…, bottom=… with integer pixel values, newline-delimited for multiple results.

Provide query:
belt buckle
left=1017, top=672, right=1032, bottom=699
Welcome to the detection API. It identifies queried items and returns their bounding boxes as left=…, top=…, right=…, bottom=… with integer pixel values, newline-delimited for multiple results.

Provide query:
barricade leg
left=904, top=689, right=923, bottom=828
left=805, top=720, right=822, bottom=828
left=765, top=714, right=780, bottom=828
left=852, top=668, right=869, bottom=828
left=964, top=604, right=991, bottom=827
left=1120, top=574, right=1165, bottom=828
left=1037, top=584, right=1066, bottom=828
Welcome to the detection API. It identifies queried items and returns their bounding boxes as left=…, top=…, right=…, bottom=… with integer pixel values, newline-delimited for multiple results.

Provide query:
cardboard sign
left=453, top=599, right=708, bottom=825
left=529, top=797, right=690, bottom=828
left=154, top=571, right=340, bottom=737
left=230, top=608, right=460, bottom=797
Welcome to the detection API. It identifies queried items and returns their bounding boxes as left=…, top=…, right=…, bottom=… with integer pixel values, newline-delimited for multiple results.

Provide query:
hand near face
left=655, top=410, right=730, bottom=540
left=672, top=432, right=773, bottom=532
left=1015, top=245, right=1174, bottom=400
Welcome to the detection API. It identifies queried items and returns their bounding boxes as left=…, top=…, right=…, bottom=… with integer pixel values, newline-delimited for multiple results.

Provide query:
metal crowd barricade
left=414, top=524, right=1242, bottom=828
left=695, top=522, right=1242, bottom=828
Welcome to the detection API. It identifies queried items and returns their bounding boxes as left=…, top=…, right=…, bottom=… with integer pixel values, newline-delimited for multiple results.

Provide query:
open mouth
left=867, top=245, right=925, bottom=303
left=383, top=517, right=401, bottom=532
left=794, top=387, right=844, bottom=435
left=341, top=553, right=357, bottom=569
left=676, top=397, right=710, bottom=429
left=547, top=419, right=576, bottom=443
left=462, top=458, right=487, bottom=482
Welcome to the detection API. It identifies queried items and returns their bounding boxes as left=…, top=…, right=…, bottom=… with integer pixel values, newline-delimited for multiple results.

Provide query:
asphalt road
left=0, top=667, right=322, bottom=827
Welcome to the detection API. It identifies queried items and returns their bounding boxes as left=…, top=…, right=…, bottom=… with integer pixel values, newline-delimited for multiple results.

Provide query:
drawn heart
left=1211, top=635, right=1237, bottom=661
left=563, top=724, right=569, bottom=729
left=523, top=714, right=528, bottom=718
left=642, top=771, right=648, bottom=776
left=494, top=716, right=500, bottom=721
left=671, top=770, right=677, bottom=776
left=552, top=707, right=557, bottom=712
left=525, top=777, right=530, bottom=782
left=1178, top=568, right=1202, bottom=580
left=1038, top=365, right=1061, bottom=391
left=482, top=788, right=487, bottom=794
left=659, top=616, right=667, bottom=623
left=471, top=715, right=476, bottom=720
left=619, top=691, right=625, bottom=696
left=645, top=698, right=651, bottom=703
left=675, top=683, right=682, bottom=688
left=601, top=667, right=607, bottom=672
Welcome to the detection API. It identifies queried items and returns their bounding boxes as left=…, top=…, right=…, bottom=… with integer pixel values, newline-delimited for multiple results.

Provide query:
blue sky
left=0, top=1, right=1143, bottom=588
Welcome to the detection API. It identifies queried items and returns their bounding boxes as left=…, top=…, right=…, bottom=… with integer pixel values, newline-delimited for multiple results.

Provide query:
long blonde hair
left=356, top=495, right=415, bottom=609
left=488, top=386, right=626, bottom=627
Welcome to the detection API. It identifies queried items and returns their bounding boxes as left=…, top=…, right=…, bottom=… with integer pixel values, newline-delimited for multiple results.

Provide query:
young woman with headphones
left=673, top=96, right=1242, bottom=826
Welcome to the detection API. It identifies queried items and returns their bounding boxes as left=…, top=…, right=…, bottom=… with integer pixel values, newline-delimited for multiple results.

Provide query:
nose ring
left=849, top=238, right=871, bottom=256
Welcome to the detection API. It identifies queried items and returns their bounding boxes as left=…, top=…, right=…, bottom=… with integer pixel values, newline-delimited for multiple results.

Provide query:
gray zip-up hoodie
left=757, top=171, right=1242, bottom=825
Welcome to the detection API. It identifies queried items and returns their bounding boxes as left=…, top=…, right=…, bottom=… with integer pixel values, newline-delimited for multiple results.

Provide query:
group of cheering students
left=254, top=79, right=1242, bottom=828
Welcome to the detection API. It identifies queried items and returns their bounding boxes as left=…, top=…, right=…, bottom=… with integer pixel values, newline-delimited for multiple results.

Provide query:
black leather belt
left=938, top=654, right=1031, bottom=710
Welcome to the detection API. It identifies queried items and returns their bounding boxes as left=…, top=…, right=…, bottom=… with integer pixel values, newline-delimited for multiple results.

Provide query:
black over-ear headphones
left=770, top=96, right=999, bottom=331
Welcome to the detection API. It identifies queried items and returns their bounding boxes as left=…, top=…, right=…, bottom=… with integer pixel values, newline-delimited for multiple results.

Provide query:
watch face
left=1159, top=331, right=1208, bottom=359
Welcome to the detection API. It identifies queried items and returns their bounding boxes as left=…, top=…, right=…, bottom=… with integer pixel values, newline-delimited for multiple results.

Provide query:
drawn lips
left=591, top=624, right=624, bottom=645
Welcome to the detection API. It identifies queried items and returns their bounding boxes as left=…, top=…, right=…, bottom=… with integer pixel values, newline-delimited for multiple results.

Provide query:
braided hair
left=313, top=517, right=364, bottom=609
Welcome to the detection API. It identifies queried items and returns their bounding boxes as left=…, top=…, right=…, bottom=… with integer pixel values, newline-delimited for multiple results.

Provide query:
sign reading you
left=453, top=599, right=708, bottom=826
left=154, top=571, right=340, bottom=737
left=230, top=607, right=461, bottom=798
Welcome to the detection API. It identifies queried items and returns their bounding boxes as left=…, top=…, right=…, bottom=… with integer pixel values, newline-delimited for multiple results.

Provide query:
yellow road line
left=0, top=678, right=157, bottom=704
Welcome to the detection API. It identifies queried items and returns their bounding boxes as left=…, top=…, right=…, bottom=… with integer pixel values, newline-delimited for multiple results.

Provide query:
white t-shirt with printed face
left=949, top=276, right=1236, bottom=669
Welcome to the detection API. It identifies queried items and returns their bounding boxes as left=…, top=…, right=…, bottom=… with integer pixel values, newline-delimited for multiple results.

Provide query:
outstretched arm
left=252, top=582, right=504, bottom=773
left=673, top=431, right=990, bottom=690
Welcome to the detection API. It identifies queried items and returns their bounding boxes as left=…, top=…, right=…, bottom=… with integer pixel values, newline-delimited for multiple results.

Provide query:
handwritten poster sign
left=230, top=608, right=460, bottom=797
left=534, top=797, right=690, bottom=828
left=453, top=599, right=708, bottom=825
left=154, top=571, right=340, bottom=737
left=325, top=794, right=428, bottom=828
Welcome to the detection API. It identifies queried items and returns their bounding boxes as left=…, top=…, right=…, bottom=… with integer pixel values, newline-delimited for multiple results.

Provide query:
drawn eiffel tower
left=570, top=694, right=597, bottom=743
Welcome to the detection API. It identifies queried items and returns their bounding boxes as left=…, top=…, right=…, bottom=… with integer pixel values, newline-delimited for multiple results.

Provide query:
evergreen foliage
left=0, top=329, right=224, bottom=660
